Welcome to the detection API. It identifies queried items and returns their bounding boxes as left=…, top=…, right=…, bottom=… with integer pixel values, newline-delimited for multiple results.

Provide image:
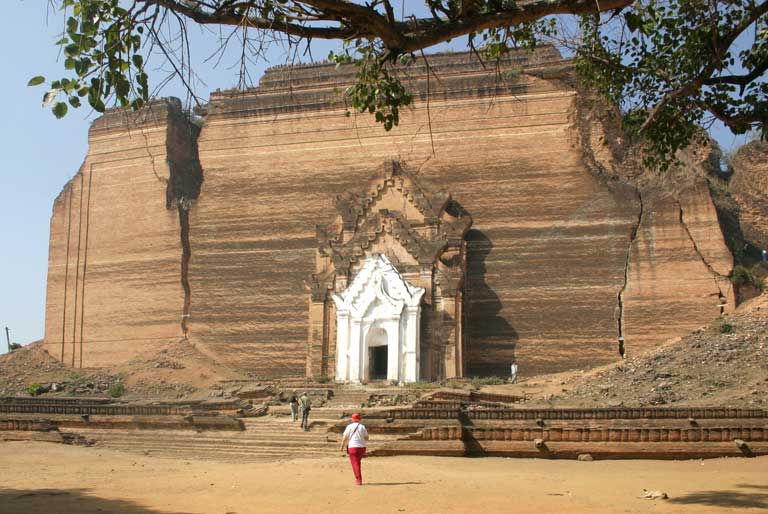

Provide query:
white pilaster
left=404, top=305, right=421, bottom=382
left=335, top=310, right=350, bottom=381
left=348, top=319, right=362, bottom=383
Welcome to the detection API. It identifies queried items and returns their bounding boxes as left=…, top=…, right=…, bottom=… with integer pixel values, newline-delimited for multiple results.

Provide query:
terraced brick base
left=2, top=395, right=766, bottom=461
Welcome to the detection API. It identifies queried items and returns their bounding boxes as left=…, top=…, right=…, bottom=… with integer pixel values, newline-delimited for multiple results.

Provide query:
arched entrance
left=365, top=326, right=388, bottom=381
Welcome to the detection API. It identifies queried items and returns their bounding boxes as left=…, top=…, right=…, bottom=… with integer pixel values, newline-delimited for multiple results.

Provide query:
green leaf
left=52, top=102, right=68, bottom=118
left=42, top=89, right=60, bottom=107
left=64, top=44, right=80, bottom=58
left=115, top=78, right=130, bottom=97
left=27, top=76, right=45, bottom=87
left=66, top=17, right=78, bottom=35
left=624, top=12, right=643, bottom=33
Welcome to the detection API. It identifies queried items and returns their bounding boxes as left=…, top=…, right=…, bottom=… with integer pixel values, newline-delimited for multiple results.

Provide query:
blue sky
left=0, top=2, right=751, bottom=353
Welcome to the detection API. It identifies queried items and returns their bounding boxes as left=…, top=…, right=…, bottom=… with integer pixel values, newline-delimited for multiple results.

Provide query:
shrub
left=443, top=379, right=463, bottom=389
left=9, top=343, right=21, bottom=351
left=107, top=383, right=125, bottom=398
left=402, top=381, right=436, bottom=391
left=316, top=376, right=331, bottom=384
left=719, top=322, right=734, bottom=334
left=469, top=376, right=506, bottom=387
left=731, top=264, right=765, bottom=290
left=27, top=383, right=44, bottom=396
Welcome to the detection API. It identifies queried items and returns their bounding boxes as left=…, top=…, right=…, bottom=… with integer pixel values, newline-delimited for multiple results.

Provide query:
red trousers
left=347, top=447, right=366, bottom=484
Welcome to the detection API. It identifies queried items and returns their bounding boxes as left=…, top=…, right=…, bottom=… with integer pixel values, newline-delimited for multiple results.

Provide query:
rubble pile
left=362, top=392, right=422, bottom=408
left=555, top=295, right=768, bottom=407
left=0, top=342, right=66, bottom=396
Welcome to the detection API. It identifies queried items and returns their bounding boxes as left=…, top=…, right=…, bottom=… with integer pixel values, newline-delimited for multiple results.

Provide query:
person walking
left=340, top=413, right=369, bottom=485
left=288, top=390, right=299, bottom=423
left=299, top=391, right=311, bottom=431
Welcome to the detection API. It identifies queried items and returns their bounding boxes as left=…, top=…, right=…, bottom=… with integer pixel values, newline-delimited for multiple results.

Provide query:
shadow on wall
left=464, top=229, right=518, bottom=377
left=0, top=488, right=194, bottom=514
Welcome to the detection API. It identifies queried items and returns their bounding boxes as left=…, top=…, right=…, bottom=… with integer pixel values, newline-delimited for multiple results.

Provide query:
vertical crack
left=178, top=199, right=193, bottom=338
left=135, top=100, right=203, bottom=340
left=678, top=200, right=728, bottom=301
left=163, top=103, right=203, bottom=340
left=617, top=187, right=644, bottom=358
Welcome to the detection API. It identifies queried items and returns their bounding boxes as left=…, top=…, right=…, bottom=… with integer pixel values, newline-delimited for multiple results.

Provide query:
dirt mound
left=112, top=337, right=244, bottom=398
left=0, top=341, right=66, bottom=395
left=549, top=293, right=768, bottom=407
left=0, top=338, right=246, bottom=400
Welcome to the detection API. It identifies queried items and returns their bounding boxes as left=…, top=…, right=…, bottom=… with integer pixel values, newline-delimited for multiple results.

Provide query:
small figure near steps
left=299, top=392, right=311, bottom=431
left=288, top=390, right=299, bottom=423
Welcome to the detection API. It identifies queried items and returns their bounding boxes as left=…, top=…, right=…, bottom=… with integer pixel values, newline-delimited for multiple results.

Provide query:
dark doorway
left=369, top=346, right=388, bottom=381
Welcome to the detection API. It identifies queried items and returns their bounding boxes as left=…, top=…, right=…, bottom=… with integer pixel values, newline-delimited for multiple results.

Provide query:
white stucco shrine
left=305, top=161, right=472, bottom=382
left=332, top=254, right=425, bottom=383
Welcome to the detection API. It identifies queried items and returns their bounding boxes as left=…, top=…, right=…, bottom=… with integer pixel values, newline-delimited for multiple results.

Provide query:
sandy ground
left=1, top=442, right=766, bottom=514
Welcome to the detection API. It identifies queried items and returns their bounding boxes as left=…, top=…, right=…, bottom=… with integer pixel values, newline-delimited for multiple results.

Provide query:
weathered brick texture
left=44, top=49, right=733, bottom=378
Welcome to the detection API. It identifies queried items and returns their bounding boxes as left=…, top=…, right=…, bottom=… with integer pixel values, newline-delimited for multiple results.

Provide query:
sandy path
left=1, top=441, right=766, bottom=514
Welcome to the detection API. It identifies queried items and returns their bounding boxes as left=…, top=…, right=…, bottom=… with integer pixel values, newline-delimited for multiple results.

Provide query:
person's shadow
left=464, top=229, right=518, bottom=376
left=363, top=482, right=424, bottom=486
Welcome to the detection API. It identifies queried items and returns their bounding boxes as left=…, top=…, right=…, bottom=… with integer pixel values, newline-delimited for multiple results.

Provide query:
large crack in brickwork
left=678, top=201, right=728, bottom=300
left=178, top=199, right=194, bottom=336
left=617, top=188, right=644, bottom=357
left=163, top=105, right=203, bottom=339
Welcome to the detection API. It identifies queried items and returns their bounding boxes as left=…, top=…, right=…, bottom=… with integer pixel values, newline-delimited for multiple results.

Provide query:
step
left=93, top=441, right=337, bottom=453
left=73, top=430, right=335, bottom=444
left=93, top=442, right=338, bottom=456
left=88, top=438, right=337, bottom=451
left=91, top=447, right=333, bottom=462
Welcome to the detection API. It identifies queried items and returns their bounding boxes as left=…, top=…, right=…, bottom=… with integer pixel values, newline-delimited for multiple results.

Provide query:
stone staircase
left=328, top=386, right=373, bottom=408
left=21, top=386, right=418, bottom=462
left=68, top=416, right=340, bottom=462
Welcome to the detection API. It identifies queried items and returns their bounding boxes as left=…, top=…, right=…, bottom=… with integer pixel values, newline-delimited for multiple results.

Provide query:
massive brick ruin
left=43, top=47, right=735, bottom=380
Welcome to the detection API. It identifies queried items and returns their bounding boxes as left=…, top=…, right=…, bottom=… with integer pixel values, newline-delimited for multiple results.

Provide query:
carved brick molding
left=305, top=160, right=472, bottom=381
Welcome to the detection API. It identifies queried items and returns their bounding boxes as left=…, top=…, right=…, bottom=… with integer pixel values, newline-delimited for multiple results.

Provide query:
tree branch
left=704, top=56, right=768, bottom=93
left=139, top=0, right=635, bottom=55
left=640, top=0, right=768, bottom=132
left=140, top=0, right=360, bottom=40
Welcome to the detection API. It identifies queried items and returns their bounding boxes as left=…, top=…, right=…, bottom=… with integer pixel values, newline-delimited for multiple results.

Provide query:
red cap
left=351, top=413, right=361, bottom=421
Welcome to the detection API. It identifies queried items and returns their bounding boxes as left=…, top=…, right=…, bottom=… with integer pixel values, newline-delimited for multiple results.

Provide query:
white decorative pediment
left=332, top=254, right=424, bottom=319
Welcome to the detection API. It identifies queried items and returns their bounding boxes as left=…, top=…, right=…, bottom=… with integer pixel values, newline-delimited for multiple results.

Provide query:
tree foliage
left=576, top=0, right=768, bottom=169
left=30, top=1, right=767, bottom=166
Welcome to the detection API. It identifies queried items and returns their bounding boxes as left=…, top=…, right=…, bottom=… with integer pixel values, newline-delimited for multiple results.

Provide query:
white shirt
left=343, top=422, right=368, bottom=448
